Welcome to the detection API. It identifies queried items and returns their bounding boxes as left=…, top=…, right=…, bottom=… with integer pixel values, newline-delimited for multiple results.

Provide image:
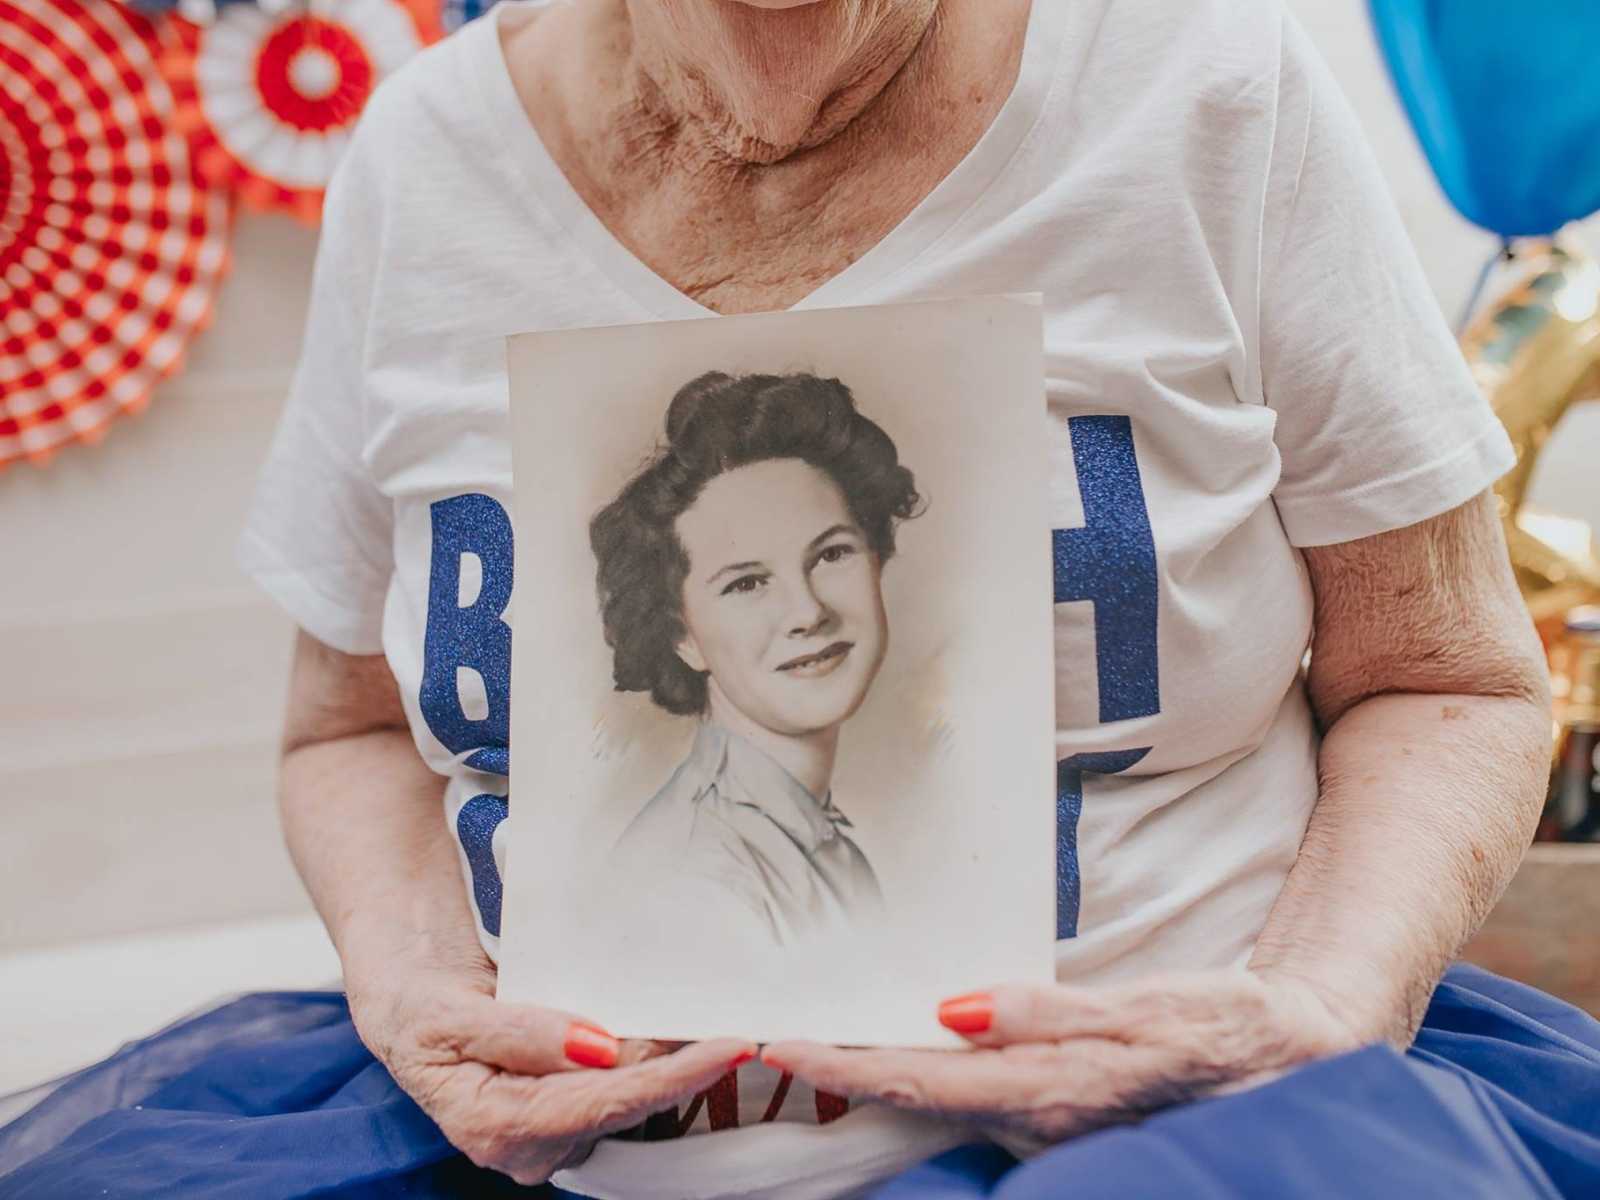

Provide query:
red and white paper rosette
left=1, top=0, right=233, bottom=471
left=164, top=0, right=441, bottom=224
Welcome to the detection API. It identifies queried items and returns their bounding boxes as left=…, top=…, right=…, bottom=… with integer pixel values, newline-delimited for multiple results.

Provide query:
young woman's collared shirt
left=613, top=722, right=885, bottom=951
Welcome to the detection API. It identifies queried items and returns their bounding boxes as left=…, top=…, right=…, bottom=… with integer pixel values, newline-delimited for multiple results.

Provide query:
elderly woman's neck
left=619, top=0, right=942, bottom=166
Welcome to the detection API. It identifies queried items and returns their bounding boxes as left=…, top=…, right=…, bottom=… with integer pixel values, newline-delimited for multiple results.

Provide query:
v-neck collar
left=470, top=0, right=1065, bottom=320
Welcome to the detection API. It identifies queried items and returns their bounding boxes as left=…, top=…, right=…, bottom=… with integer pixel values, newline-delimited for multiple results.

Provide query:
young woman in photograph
left=590, top=370, right=923, bottom=948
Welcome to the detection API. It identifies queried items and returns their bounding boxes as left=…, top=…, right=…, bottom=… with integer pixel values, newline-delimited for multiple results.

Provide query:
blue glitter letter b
left=457, top=792, right=509, bottom=937
left=421, top=493, right=512, bottom=776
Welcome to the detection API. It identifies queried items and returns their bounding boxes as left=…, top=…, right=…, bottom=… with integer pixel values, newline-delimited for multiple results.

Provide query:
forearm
left=280, top=728, right=488, bottom=990
left=1249, top=689, right=1550, bottom=1045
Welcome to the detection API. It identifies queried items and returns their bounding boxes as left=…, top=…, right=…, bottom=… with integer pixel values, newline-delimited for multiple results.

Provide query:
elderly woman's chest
left=584, top=169, right=987, bottom=316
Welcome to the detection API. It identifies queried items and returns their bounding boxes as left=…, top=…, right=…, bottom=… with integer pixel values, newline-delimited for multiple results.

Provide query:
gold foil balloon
left=1460, top=238, right=1600, bottom=642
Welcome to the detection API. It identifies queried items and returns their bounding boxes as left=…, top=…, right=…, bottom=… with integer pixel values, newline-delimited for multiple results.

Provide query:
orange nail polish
left=730, top=1049, right=756, bottom=1068
left=938, top=992, right=994, bottom=1034
left=565, top=1022, right=620, bottom=1069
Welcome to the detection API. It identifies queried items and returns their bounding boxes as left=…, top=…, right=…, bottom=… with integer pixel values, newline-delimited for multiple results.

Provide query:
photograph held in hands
left=498, top=295, right=1056, bottom=1048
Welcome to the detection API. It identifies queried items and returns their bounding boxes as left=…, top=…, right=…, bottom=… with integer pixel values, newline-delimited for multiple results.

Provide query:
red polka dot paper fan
left=1, top=0, right=235, bottom=472
left=164, top=0, right=442, bottom=224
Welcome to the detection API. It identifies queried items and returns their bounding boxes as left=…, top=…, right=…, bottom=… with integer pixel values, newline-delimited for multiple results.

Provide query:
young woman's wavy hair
left=589, top=370, right=924, bottom=716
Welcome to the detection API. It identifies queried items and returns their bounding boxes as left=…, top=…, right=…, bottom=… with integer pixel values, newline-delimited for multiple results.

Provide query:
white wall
left=2, top=214, right=320, bottom=955
left=2, top=3, right=1597, bottom=962
left=1289, top=2, right=1600, bottom=515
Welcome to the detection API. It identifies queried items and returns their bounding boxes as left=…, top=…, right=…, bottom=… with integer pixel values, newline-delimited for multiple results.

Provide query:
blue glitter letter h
left=1057, top=749, right=1149, bottom=939
left=421, top=494, right=513, bottom=776
left=1052, top=415, right=1159, bottom=723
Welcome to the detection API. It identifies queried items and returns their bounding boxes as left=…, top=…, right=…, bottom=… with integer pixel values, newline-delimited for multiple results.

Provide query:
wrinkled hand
left=762, top=969, right=1361, bottom=1147
left=349, top=952, right=755, bottom=1185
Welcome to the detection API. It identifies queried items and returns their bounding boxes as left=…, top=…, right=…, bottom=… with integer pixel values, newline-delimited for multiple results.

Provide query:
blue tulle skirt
left=2, top=965, right=1598, bottom=1198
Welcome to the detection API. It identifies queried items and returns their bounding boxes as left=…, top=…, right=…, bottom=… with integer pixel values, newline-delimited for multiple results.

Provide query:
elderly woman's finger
left=761, top=1043, right=1045, bottom=1117
left=934, top=974, right=1258, bottom=1048
left=533, top=1037, right=758, bottom=1139
left=930, top=983, right=1133, bottom=1047
left=764, top=1039, right=1193, bottom=1132
left=616, top=1038, right=678, bottom=1068
left=448, top=992, right=635, bottom=1075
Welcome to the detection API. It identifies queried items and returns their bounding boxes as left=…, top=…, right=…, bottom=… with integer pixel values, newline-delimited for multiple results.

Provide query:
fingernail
left=565, top=1022, right=620, bottom=1069
left=729, top=1049, right=756, bottom=1068
left=937, top=992, right=994, bottom=1034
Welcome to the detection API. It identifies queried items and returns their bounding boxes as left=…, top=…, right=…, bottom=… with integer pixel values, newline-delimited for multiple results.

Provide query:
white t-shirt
left=236, top=0, right=1516, bottom=1196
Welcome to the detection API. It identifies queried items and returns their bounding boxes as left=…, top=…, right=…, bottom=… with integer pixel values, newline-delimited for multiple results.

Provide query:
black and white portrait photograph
left=592, top=368, right=923, bottom=950
left=498, top=295, right=1056, bottom=1047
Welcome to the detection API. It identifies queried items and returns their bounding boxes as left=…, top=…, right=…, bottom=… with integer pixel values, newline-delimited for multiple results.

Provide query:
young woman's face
left=674, top=458, right=888, bottom=736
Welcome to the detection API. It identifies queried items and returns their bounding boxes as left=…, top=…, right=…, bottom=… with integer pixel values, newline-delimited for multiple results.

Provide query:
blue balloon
left=443, top=0, right=500, bottom=33
left=1369, top=0, right=1600, bottom=236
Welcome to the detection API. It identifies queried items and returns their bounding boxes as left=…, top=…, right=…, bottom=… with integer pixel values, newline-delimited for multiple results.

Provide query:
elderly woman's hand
left=348, top=949, right=756, bottom=1185
left=761, top=969, right=1360, bottom=1148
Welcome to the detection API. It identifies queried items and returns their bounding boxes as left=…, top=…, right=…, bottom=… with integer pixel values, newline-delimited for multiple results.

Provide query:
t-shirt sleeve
left=1258, top=11, right=1515, bottom=548
left=234, top=131, right=393, bottom=655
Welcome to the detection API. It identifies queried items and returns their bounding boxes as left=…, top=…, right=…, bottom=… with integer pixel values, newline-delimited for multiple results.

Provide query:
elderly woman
left=593, top=370, right=922, bottom=948
left=3, top=0, right=1598, bottom=1197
